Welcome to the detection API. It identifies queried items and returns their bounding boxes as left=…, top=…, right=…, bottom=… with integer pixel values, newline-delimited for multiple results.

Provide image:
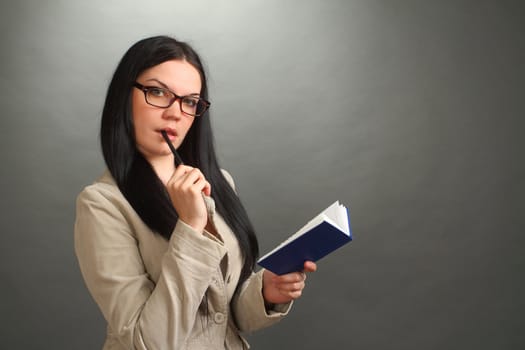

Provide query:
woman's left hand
left=262, top=261, right=317, bottom=305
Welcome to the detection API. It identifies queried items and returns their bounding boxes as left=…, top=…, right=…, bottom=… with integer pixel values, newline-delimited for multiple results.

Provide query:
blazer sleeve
left=74, top=184, right=227, bottom=349
left=231, top=270, right=293, bottom=333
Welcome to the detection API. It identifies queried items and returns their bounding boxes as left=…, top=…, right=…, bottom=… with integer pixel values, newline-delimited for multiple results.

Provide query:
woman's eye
left=183, top=98, right=198, bottom=108
left=149, top=88, right=166, bottom=97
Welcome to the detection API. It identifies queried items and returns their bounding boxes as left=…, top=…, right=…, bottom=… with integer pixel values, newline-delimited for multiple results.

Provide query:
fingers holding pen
left=172, top=166, right=211, bottom=196
left=167, top=165, right=211, bottom=232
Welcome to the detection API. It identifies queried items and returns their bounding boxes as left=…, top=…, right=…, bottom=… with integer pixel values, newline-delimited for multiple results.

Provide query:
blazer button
left=214, top=312, right=226, bottom=324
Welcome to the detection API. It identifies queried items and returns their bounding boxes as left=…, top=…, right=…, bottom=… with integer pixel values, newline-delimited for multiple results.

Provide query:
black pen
left=161, top=130, right=184, bottom=167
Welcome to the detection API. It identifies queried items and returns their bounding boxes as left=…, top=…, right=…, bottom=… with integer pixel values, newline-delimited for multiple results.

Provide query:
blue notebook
left=258, top=201, right=352, bottom=275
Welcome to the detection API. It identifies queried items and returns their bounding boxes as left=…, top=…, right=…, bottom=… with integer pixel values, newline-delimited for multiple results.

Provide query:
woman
left=74, top=35, right=316, bottom=349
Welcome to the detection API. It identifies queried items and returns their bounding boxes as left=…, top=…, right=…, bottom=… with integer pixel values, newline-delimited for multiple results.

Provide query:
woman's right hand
left=166, top=165, right=211, bottom=233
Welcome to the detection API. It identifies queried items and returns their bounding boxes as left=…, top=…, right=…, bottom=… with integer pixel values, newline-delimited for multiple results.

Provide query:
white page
left=258, top=201, right=348, bottom=261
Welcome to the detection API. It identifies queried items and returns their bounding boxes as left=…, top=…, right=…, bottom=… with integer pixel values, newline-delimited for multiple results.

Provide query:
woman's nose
left=162, top=99, right=183, bottom=120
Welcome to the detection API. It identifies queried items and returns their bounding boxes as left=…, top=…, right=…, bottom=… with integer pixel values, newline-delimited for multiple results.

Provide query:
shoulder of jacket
left=220, top=168, right=236, bottom=191
left=76, top=170, right=126, bottom=208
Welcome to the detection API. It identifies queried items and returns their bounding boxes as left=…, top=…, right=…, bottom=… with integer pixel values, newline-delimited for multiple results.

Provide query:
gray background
left=1, top=1, right=524, bottom=349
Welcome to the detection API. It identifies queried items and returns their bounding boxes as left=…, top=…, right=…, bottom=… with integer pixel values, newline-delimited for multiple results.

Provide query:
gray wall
left=1, top=1, right=524, bottom=349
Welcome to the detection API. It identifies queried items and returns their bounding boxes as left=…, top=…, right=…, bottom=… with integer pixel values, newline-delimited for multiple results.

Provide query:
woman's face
left=132, top=59, right=202, bottom=162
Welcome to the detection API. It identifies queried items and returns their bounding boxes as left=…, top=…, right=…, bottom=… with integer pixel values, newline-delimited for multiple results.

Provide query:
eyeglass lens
left=145, top=87, right=206, bottom=116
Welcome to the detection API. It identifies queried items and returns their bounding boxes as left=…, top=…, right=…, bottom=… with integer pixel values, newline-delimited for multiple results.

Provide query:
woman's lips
left=161, top=128, right=177, bottom=139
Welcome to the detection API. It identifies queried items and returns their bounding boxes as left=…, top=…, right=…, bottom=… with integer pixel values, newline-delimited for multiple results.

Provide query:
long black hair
left=100, top=35, right=258, bottom=285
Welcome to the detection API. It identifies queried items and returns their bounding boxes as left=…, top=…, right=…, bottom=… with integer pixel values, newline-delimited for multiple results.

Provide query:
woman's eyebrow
left=143, top=78, right=200, bottom=96
left=144, top=78, right=169, bottom=89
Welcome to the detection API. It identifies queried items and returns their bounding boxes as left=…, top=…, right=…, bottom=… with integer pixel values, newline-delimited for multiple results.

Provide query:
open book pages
left=258, top=201, right=350, bottom=261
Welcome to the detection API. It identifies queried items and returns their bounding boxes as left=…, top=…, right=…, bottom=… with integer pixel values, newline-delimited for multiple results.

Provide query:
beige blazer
left=74, top=171, right=290, bottom=349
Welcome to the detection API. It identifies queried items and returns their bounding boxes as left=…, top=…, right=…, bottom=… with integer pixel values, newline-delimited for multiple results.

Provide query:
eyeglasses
left=134, top=82, right=210, bottom=117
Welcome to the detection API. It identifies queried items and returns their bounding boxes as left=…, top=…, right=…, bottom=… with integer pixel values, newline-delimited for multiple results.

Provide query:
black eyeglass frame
left=133, top=82, right=211, bottom=117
